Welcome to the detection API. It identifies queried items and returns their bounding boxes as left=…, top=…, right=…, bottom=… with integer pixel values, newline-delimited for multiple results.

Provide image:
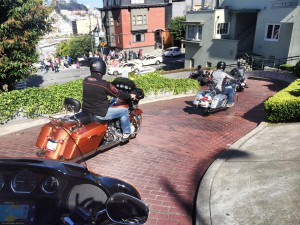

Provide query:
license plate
left=200, top=102, right=209, bottom=107
left=241, top=83, right=245, bottom=86
left=46, top=141, right=58, bottom=152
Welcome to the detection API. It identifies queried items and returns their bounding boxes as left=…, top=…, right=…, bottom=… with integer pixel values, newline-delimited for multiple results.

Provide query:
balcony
left=182, top=39, right=203, bottom=47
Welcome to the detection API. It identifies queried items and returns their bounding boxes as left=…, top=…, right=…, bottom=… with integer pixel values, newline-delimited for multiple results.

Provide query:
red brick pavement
left=0, top=78, right=288, bottom=225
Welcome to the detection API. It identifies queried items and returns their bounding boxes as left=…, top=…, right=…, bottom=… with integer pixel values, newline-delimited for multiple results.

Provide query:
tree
left=168, top=16, right=186, bottom=41
left=56, top=35, right=92, bottom=60
left=0, top=0, right=52, bottom=91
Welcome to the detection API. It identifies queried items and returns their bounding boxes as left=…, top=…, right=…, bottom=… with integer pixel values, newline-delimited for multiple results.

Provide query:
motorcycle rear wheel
left=201, top=107, right=209, bottom=116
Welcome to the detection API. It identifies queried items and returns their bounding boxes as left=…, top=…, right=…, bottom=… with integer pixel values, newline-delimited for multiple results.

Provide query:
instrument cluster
left=0, top=168, right=63, bottom=196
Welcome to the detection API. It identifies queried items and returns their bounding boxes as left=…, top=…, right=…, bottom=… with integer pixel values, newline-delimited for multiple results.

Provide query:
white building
left=183, top=0, right=300, bottom=69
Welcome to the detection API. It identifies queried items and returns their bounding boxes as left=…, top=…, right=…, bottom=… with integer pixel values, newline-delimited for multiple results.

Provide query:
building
left=100, top=0, right=170, bottom=54
left=183, top=0, right=300, bottom=69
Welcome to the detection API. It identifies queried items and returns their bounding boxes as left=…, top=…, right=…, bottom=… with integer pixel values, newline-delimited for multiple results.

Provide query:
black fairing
left=97, top=176, right=141, bottom=200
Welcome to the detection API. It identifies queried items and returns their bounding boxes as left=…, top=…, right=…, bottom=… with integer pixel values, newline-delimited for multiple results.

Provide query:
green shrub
left=279, top=64, right=294, bottom=71
left=0, top=72, right=198, bottom=124
left=295, top=60, right=300, bottom=76
left=264, top=79, right=300, bottom=122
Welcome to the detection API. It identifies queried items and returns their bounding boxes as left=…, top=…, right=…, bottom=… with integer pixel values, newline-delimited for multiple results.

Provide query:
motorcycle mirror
left=106, top=193, right=149, bottom=224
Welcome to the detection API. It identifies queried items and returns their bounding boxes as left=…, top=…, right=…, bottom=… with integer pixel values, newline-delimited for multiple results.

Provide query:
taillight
left=203, top=96, right=208, bottom=101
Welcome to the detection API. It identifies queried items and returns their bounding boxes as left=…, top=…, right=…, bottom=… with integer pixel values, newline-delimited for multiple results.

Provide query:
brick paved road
left=0, top=78, right=288, bottom=225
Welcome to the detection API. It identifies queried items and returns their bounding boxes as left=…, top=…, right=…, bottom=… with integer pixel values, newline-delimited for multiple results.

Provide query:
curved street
left=0, top=78, right=288, bottom=225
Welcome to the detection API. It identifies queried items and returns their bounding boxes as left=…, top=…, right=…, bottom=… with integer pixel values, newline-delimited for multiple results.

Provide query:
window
left=131, top=0, right=144, bottom=4
left=187, top=25, right=202, bottom=40
left=132, top=14, right=147, bottom=26
left=217, top=23, right=229, bottom=35
left=265, top=24, right=280, bottom=41
left=110, top=17, right=114, bottom=26
left=136, top=15, right=143, bottom=25
left=133, top=33, right=145, bottom=42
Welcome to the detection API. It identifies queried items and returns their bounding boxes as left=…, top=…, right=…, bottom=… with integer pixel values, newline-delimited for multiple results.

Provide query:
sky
left=76, top=0, right=103, bottom=8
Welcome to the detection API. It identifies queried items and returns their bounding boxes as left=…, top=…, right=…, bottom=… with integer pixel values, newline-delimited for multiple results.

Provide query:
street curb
left=195, top=121, right=269, bottom=225
left=0, top=93, right=195, bottom=137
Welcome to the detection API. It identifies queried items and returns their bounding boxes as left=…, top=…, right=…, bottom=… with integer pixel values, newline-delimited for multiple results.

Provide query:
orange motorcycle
left=36, top=77, right=144, bottom=161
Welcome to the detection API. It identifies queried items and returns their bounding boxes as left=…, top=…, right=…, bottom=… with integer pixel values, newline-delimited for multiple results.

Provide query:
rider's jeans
left=94, top=107, right=131, bottom=134
left=224, top=86, right=234, bottom=104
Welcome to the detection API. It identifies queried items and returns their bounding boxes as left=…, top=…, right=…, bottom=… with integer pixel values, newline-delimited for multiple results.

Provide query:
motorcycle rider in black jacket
left=82, top=58, right=136, bottom=141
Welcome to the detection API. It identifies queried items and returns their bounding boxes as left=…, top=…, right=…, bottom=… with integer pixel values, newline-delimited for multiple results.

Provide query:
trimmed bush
left=295, top=60, right=300, bottom=76
left=279, top=64, right=295, bottom=72
left=0, top=72, right=198, bottom=124
left=264, top=79, right=300, bottom=122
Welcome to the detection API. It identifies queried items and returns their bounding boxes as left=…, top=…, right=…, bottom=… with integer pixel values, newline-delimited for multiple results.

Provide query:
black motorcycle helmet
left=216, top=61, right=226, bottom=70
left=90, top=58, right=107, bottom=76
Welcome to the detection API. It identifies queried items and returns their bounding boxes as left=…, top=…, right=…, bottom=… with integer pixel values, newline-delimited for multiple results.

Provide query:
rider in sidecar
left=193, top=61, right=236, bottom=107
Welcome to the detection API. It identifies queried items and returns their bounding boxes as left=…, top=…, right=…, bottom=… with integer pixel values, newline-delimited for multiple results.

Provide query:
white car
left=137, top=55, right=163, bottom=66
left=163, top=47, right=182, bottom=57
left=107, top=62, right=144, bottom=76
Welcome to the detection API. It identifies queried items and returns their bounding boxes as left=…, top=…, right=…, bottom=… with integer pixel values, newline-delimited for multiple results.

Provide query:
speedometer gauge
left=41, top=176, right=59, bottom=194
left=12, top=170, right=36, bottom=193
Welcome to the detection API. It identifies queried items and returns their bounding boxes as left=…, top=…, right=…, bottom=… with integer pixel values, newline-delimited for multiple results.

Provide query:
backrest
left=64, top=98, right=81, bottom=113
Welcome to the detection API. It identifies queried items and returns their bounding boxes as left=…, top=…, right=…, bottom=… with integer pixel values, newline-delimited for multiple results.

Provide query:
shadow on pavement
left=27, top=74, right=45, bottom=87
left=262, top=79, right=289, bottom=92
left=242, top=102, right=266, bottom=125
left=217, top=149, right=251, bottom=159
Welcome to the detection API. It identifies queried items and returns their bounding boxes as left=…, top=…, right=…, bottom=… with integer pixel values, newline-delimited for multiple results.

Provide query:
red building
left=100, top=1, right=168, bottom=54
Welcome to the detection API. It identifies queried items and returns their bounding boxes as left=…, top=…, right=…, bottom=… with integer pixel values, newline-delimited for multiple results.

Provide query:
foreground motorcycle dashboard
left=0, top=158, right=147, bottom=225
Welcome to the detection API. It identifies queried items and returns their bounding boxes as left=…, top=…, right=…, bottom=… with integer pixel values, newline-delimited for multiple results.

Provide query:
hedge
left=0, top=72, right=198, bottom=124
left=264, top=79, right=300, bottom=122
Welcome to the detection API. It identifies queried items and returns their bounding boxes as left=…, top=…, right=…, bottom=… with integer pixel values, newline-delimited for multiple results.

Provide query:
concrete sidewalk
left=196, top=122, right=300, bottom=225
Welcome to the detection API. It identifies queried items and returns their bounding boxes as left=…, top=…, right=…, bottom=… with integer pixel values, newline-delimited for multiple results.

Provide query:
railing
left=243, top=54, right=300, bottom=70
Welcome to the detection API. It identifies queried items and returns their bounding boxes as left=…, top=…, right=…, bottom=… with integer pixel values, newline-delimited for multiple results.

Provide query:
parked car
left=137, top=55, right=163, bottom=66
left=163, top=47, right=182, bottom=57
left=32, top=61, right=43, bottom=69
left=107, top=62, right=144, bottom=76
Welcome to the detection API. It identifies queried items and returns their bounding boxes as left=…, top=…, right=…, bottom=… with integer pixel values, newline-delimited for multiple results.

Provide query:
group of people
left=90, top=49, right=143, bottom=67
left=42, top=56, right=72, bottom=73
left=192, top=60, right=248, bottom=107
left=81, top=58, right=248, bottom=142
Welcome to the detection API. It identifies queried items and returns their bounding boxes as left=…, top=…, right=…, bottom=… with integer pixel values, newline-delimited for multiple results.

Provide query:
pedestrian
left=76, top=57, right=80, bottom=69
left=124, top=50, right=128, bottom=61
left=122, top=64, right=129, bottom=78
left=54, top=59, right=59, bottom=72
